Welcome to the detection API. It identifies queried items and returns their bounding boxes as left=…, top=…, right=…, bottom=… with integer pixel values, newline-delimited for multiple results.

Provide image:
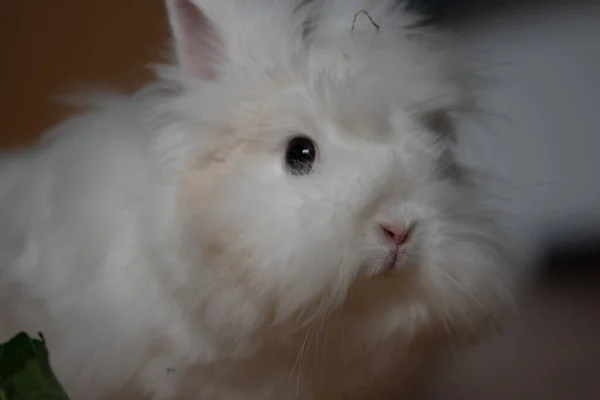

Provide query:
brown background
left=0, top=0, right=169, bottom=148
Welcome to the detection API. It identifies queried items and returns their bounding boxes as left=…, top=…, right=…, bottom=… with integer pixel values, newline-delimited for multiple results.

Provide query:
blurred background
left=1, top=0, right=599, bottom=398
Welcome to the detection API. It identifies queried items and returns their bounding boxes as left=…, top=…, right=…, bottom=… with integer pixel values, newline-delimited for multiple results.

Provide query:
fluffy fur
left=0, top=0, right=516, bottom=398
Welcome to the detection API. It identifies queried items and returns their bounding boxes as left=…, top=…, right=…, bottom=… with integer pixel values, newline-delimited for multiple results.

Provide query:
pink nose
left=380, top=223, right=410, bottom=245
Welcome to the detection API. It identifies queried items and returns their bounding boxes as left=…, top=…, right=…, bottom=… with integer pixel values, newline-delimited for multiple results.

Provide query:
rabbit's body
left=0, top=91, right=449, bottom=400
left=0, top=0, right=516, bottom=398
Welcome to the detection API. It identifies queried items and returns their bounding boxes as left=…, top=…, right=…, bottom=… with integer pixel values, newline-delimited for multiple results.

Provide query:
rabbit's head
left=166, top=0, right=514, bottom=339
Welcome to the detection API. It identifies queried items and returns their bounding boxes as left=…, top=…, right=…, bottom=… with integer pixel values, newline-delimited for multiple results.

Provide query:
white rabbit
left=0, top=0, right=517, bottom=398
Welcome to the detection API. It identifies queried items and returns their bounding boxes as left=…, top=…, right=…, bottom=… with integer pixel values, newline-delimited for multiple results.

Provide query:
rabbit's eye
left=285, top=136, right=317, bottom=176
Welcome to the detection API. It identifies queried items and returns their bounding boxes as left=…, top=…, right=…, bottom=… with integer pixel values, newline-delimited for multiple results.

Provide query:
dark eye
left=285, top=136, right=318, bottom=176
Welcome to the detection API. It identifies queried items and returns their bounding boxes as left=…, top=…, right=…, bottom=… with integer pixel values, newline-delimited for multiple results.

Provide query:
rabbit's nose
left=380, top=223, right=411, bottom=246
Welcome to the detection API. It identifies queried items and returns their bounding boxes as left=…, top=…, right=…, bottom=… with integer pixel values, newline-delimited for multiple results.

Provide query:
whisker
left=437, top=268, right=498, bottom=334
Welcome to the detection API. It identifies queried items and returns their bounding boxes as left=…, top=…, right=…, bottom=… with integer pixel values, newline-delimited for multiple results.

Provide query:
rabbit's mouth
left=382, top=247, right=409, bottom=273
left=384, top=250, right=398, bottom=272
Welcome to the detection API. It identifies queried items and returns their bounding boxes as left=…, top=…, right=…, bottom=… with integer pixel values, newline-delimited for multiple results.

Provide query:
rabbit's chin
left=180, top=260, right=509, bottom=400
left=205, top=267, right=506, bottom=359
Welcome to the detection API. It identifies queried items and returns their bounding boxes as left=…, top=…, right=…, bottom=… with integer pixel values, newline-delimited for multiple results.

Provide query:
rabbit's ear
left=166, top=0, right=224, bottom=80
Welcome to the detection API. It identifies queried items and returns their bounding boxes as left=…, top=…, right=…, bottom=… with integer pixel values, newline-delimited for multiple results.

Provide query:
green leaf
left=0, top=332, right=70, bottom=399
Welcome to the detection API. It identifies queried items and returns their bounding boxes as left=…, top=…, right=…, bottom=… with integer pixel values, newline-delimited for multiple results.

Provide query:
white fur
left=0, top=1, right=517, bottom=399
